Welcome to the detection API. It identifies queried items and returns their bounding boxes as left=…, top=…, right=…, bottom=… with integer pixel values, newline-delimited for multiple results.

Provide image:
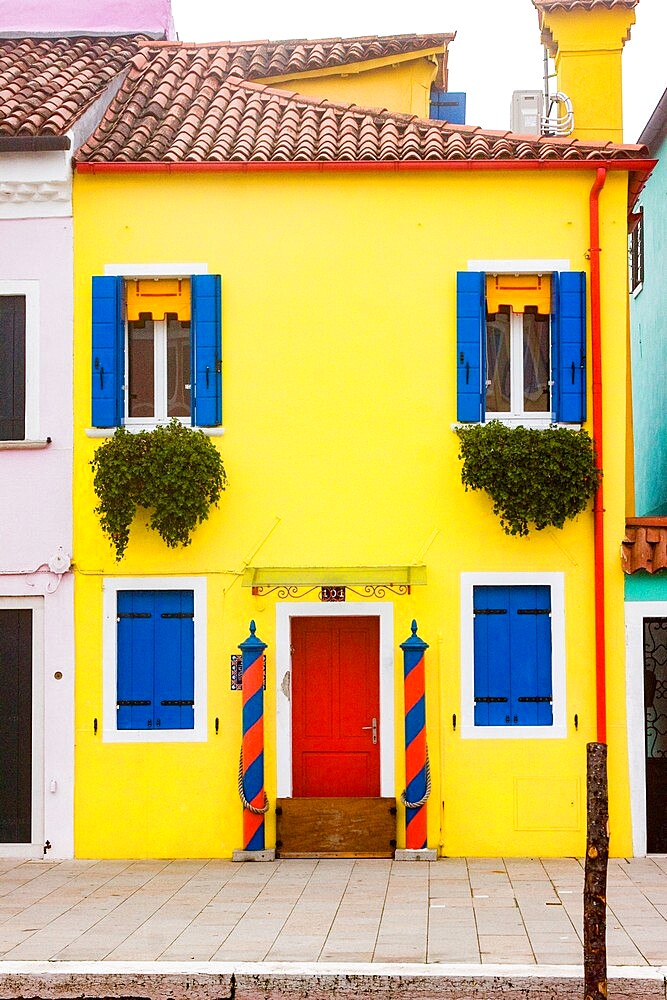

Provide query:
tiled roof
left=622, top=519, right=667, bottom=574
left=148, top=34, right=453, bottom=82
left=532, top=0, right=638, bottom=10
left=77, top=63, right=648, bottom=164
left=0, top=35, right=144, bottom=136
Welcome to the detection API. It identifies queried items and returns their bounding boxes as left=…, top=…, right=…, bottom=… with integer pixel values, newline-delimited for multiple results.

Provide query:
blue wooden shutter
left=457, top=272, right=485, bottom=422
left=474, top=585, right=553, bottom=727
left=91, top=276, right=124, bottom=427
left=191, top=274, right=221, bottom=427
left=473, top=586, right=511, bottom=726
left=154, top=590, right=194, bottom=731
left=552, top=271, right=586, bottom=423
left=509, top=586, right=553, bottom=726
left=117, top=591, right=155, bottom=731
left=117, top=590, right=195, bottom=731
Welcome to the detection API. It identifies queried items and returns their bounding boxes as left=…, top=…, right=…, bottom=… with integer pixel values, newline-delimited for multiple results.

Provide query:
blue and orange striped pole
left=400, top=620, right=429, bottom=850
left=239, top=620, right=268, bottom=851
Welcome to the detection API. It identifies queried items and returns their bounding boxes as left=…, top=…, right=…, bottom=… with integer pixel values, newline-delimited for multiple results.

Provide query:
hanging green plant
left=91, top=420, right=227, bottom=560
left=454, top=421, right=600, bottom=537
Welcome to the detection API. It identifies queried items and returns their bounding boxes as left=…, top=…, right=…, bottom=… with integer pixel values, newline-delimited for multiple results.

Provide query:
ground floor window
left=460, top=573, right=566, bottom=739
left=102, top=577, right=207, bottom=742
left=116, top=589, right=194, bottom=731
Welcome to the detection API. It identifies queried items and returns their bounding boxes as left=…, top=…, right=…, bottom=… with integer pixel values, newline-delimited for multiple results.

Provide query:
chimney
left=532, top=0, right=638, bottom=143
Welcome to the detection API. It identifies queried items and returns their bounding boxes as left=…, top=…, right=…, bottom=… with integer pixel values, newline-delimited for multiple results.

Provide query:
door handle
left=361, top=718, right=378, bottom=744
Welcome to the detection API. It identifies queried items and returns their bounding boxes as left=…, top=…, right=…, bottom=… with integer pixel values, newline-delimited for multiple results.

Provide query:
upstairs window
left=457, top=270, right=586, bottom=425
left=91, top=273, right=221, bottom=428
left=0, top=295, right=26, bottom=441
left=629, top=207, right=644, bottom=294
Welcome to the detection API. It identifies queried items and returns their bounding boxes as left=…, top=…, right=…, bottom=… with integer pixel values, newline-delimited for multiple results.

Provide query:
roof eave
left=0, top=135, right=71, bottom=151
left=74, top=157, right=656, bottom=174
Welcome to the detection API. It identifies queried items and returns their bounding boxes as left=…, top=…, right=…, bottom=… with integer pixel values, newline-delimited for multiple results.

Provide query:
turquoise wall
left=630, top=132, right=667, bottom=515
left=625, top=572, right=667, bottom=601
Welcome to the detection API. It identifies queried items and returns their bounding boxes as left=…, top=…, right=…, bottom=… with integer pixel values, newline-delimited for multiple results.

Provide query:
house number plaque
left=321, top=586, right=345, bottom=602
left=231, top=654, right=267, bottom=691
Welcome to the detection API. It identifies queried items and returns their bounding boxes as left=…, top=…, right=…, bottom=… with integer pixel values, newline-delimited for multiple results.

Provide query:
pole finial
left=411, top=619, right=418, bottom=636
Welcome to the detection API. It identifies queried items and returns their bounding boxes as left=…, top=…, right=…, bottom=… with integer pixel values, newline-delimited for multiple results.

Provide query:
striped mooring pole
left=239, top=620, right=268, bottom=851
left=400, top=619, right=429, bottom=850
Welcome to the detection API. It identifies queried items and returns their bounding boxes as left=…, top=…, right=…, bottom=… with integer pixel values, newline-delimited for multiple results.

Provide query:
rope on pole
left=237, top=747, right=269, bottom=814
left=401, top=745, right=431, bottom=809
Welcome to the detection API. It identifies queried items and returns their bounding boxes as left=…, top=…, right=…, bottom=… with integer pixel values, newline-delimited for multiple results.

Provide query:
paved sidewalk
left=0, top=856, right=666, bottom=966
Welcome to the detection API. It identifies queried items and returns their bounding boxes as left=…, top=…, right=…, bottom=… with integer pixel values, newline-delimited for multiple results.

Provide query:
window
left=473, top=585, right=552, bottom=727
left=102, top=577, right=207, bottom=742
left=460, top=573, right=566, bottom=739
left=0, top=296, right=26, bottom=440
left=629, top=207, right=644, bottom=294
left=457, top=269, right=586, bottom=425
left=116, top=590, right=194, bottom=731
left=91, top=273, right=221, bottom=428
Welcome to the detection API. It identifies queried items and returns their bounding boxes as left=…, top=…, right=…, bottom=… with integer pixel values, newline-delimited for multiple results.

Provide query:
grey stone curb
left=0, top=963, right=666, bottom=1000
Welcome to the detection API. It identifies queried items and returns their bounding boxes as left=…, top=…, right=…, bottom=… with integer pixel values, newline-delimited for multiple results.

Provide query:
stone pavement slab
left=0, top=856, right=666, bottom=969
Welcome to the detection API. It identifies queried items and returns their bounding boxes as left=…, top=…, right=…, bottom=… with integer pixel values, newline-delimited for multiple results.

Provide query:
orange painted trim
left=74, top=158, right=656, bottom=175
left=589, top=166, right=607, bottom=746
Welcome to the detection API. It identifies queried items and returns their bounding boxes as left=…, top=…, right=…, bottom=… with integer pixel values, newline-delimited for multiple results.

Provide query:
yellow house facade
left=71, top=19, right=653, bottom=859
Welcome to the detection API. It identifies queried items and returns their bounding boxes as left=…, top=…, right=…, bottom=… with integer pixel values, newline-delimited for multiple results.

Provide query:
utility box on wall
left=511, top=90, right=544, bottom=135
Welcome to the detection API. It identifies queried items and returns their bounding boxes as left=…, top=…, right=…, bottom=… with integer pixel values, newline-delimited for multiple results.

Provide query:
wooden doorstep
left=276, top=796, right=397, bottom=859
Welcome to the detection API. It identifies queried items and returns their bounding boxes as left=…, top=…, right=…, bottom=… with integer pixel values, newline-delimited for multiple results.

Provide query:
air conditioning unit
left=510, top=91, right=544, bottom=135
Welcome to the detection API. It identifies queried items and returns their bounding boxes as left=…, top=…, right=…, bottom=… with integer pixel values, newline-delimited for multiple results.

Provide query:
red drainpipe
left=589, top=166, right=607, bottom=745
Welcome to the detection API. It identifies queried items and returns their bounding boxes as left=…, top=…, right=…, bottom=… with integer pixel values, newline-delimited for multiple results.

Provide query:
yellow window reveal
left=126, top=278, right=191, bottom=321
left=486, top=274, right=551, bottom=314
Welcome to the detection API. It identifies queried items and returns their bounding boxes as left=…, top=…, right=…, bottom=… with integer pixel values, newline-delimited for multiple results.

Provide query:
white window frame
left=102, top=576, right=207, bottom=743
left=0, top=596, right=44, bottom=858
left=275, top=602, right=395, bottom=798
left=0, top=280, right=40, bottom=442
left=467, top=258, right=575, bottom=430
left=624, top=601, right=667, bottom=857
left=460, top=572, right=566, bottom=740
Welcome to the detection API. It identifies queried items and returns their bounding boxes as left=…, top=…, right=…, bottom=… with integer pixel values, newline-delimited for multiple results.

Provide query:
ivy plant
left=91, top=420, right=227, bottom=560
left=454, top=421, right=600, bottom=537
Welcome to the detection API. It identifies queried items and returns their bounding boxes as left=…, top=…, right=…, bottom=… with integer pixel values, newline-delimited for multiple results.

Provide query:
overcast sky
left=169, top=0, right=665, bottom=143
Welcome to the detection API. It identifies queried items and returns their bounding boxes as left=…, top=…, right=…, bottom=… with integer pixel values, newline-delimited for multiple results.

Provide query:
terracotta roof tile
left=0, top=35, right=144, bottom=136
left=76, top=67, right=649, bottom=166
left=151, top=33, right=453, bottom=83
left=623, top=520, right=667, bottom=574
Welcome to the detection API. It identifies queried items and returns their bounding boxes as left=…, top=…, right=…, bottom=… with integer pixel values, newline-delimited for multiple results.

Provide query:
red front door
left=291, top=616, right=380, bottom=797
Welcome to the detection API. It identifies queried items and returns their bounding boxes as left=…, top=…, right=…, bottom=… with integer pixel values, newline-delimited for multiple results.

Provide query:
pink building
left=0, top=3, right=172, bottom=858
left=0, top=0, right=175, bottom=38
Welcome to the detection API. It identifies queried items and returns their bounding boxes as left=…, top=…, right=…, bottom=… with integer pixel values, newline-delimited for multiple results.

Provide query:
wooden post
left=584, top=742, right=609, bottom=1000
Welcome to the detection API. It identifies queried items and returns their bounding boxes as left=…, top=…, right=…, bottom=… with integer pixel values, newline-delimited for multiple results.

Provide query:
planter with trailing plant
left=91, top=420, right=227, bottom=560
left=454, top=420, right=600, bottom=537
